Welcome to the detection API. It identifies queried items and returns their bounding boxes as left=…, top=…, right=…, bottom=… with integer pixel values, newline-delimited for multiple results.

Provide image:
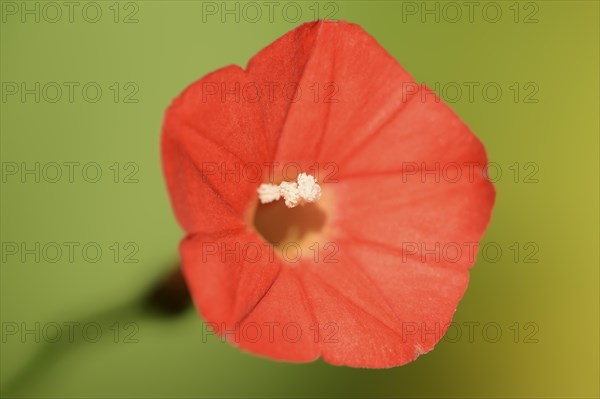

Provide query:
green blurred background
left=1, top=0, right=598, bottom=397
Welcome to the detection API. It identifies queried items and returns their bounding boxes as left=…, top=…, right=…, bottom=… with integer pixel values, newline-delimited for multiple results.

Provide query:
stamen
left=257, top=183, right=281, bottom=204
left=297, top=172, right=322, bottom=203
left=257, top=172, right=322, bottom=208
left=279, top=181, right=300, bottom=208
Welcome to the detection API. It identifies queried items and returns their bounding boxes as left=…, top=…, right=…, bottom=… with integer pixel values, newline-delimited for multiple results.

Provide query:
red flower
left=161, top=20, right=495, bottom=368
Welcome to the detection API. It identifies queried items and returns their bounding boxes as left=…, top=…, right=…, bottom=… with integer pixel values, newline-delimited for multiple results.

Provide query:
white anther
left=297, top=172, right=322, bottom=203
left=279, top=181, right=300, bottom=208
left=257, top=183, right=281, bottom=204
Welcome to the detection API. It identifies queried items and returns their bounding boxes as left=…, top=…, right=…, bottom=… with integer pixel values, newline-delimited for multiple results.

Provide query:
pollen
left=257, top=183, right=281, bottom=204
left=257, top=172, right=322, bottom=208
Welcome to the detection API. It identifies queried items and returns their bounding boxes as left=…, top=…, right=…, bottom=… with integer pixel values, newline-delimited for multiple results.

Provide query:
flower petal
left=318, top=240, right=470, bottom=366
left=163, top=65, right=274, bottom=233
left=233, top=267, right=320, bottom=362
left=271, top=21, right=416, bottom=172
left=338, top=85, right=489, bottom=177
left=162, top=22, right=326, bottom=232
left=180, top=230, right=281, bottom=330
left=246, top=21, right=323, bottom=158
left=161, top=127, right=245, bottom=234
left=332, top=170, right=494, bottom=271
left=298, top=257, right=416, bottom=368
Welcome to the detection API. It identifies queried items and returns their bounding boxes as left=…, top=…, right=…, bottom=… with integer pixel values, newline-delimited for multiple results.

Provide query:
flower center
left=249, top=173, right=331, bottom=263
